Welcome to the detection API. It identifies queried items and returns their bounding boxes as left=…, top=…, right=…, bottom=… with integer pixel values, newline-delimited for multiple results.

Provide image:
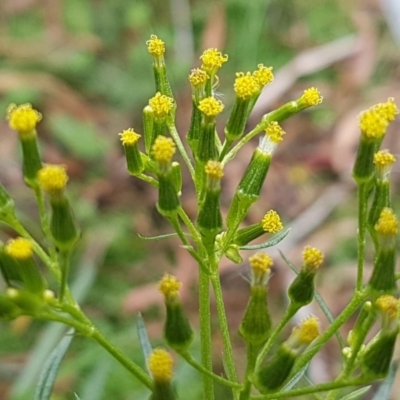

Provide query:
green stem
left=249, top=378, right=374, bottom=399
left=168, top=123, right=195, bottom=180
left=199, top=269, right=214, bottom=400
left=239, top=343, right=258, bottom=400
left=291, top=291, right=368, bottom=377
left=210, top=274, right=238, bottom=397
left=255, top=304, right=297, bottom=370
left=356, top=183, right=368, bottom=290
left=219, top=138, right=234, bottom=161
left=59, top=250, right=71, bottom=303
left=179, top=351, right=242, bottom=389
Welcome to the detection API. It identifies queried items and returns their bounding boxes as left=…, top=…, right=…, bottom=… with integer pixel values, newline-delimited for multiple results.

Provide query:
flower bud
left=119, top=128, right=144, bottom=176
left=6, top=103, right=43, bottom=187
left=159, top=274, right=194, bottom=351
left=148, top=348, right=176, bottom=400
left=288, top=246, right=324, bottom=309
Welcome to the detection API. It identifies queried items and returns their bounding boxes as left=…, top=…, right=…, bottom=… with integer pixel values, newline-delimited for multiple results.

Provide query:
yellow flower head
left=375, top=208, right=398, bottom=236
left=253, top=64, right=274, bottom=88
left=205, top=160, right=224, bottom=180
left=152, top=136, right=176, bottom=164
left=374, top=150, right=396, bottom=168
left=159, top=274, right=181, bottom=298
left=375, top=97, right=399, bottom=122
left=146, top=35, right=165, bottom=58
left=234, top=72, right=259, bottom=100
left=149, top=92, right=174, bottom=119
left=249, top=253, right=273, bottom=286
left=188, top=68, right=208, bottom=87
left=376, top=295, right=399, bottom=320
left=37, top=165, right=68, bottom=194
left=5, top=237, right=33, bottom=260
left=302, top=246, right=324, bottom=270
left=198, top=97, right=224, bottom=117
left=290, top=316, right=320, bottom=346
left=119, top=128, right=141, bottom=146
left=359, top=108, right=388, bottom=139
left=265, top=121, right=285, bottom=144
left=300, top=88, right=323, bottom=107
left=261, top=210, right=283, bottom=233
left=200, top=48, right=228, bottom=75
left=7, top=103, right=42, bottom=135
left=148, top=348, right=174, bottom=382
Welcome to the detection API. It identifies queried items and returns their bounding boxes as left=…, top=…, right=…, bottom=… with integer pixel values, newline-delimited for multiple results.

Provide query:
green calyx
left=197, top=120, right=218, bottom=163
left=234, top=222, right=264, bottom=247
left=239, top=285, right=271, bottom=345
left=149, top=381, right=176, bottom=400
left=187, top=98, right=202, bottom=153
left=225, top=97, right=250, bottom=142
left=368, top=248, right=397, bottom=294
left=156, top=173, right=180, bottom=217
left=124, top=143, right=144, bottom=176
left=288, top=269, right=316, bottom=309
left=352, top=137, right=378, bottom=184
left=20, top=133, right=42, bottom=187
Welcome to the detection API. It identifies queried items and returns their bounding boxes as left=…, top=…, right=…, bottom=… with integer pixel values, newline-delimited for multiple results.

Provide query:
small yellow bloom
left=159, top=274, right=181, bottom=298
left=119, top=128, right=141, bottom=146
left=359, top=108, right=388, bottom=139
left=234, top=72, right=259, bottom=100
left=149, top=92, right=174, bottom=119
left=375, top=208, right=398, bottom=236
left=152, top=136, right=176, bottom=164
left=146, top=35, right=165, bottom=58
left=205, top=160, right=224, bottom=180
left=300, top=88, right=323, bottom=107
left=376, top=295, right=399, bottom=320
left=5, top=237, right=33, bottom=260
left=261, top=210, right=283, bottom=233
left=249, top=253, right=273, bottom=274
left=265, top=122, right=285, bottom=144
left=200, top=48, right=228, bottom=75
left=188, top=68, right=208, bottom=87
left=290, top=316, right=320, bottom=345
left=374, top=150, right=396, bottom=168
left=148, top=348, right=174, bottom=382
left=7, top=103, right=42, bottom=135
left=37, top=165, right=68, bottom=194
left=198, top=97, right=224, bottom=117
left=253, top=64, right=274, bottom=88
left=375, top=97, right=399, bottom=122
left=302, top=246, right=324, bottom=270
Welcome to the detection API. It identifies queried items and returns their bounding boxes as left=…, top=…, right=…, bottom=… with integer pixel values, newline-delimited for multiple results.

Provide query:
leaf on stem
left=338, top=386, right=372, bottom=400
left=136, top=313, right=153, bottom=374
left=372, top=360, right=399, bottom=400
left=240, top=228, right=290, bottom=250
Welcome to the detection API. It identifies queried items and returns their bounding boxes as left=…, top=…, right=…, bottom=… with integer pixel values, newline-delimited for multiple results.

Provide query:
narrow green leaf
left=34, top=329, right=75, bottom=400
left=279, top=250, right=345, bottom=348
left=282, top=363, right=309, bottom=391
left=372, top=360, right=399, bottom=400
left=338, top=386, right=371, bottom=400
left=74, top=394, right=82, bottom=400
left=240, top=228, right=290, bottom=250
left=137, top=232, right=180, bottom=240
left=136, top=313, right=153, bottom=374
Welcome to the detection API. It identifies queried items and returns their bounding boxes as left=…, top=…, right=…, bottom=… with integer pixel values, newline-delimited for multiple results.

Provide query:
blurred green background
left=1, top=0, right=400, bottom=399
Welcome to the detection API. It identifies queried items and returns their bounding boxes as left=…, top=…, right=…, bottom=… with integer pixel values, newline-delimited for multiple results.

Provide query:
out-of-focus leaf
left=136, top=313, right=153, bottom=374
left=79, top=355, right=111, bottom=400
left=372, top=360, right=399, bottom=400
left=34, top=329, right=75, bottom=400
left=137, top=232, right=179, bottom=241
left=48, top=114, right=110, bottom=161
left=338, top=386, right=371, bottom=400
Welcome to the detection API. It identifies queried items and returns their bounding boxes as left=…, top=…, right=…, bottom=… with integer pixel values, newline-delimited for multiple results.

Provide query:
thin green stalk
left=356, top=183, right=368, bottom=290
left=239, top=343, right=258, bottom=400
left=179, top=351, right=242, bottom=389
left=210, top=274, right=238, bottom=396
left=168, top=123, right=195, bottom=180
left=255, top=304, right=297, bottom=370
left=59, top=250, right=71, bottom=303
left=291, top=291, right=368, bottom=377
left=219, top=138, right=234, bottom=161
left=249, top=378, right=373, bottom=399
left=199, top=269, right=214, bottom=400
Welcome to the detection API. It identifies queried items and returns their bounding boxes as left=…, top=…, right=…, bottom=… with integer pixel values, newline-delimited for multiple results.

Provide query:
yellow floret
left=300, top=88, right=323, bottom=106
left=7, top=103, right=42, bottom=135
left=252, top=64, right=274, bottom=87
left=359, top=108, right=388, bottom=139
left=261, top=210, right=283, bottom=233
left=374, top=150, right=396, bottom=168
left=302, top=246, right=324, bottom=270
left=249, top=253, right=273, bottom=273
left=234, top=72, right=259, bottom=99
left=188, top=68, right=208, bottom=87
left=37, top=165, right=68, bottom=194
left=205, top=160, right=224, bottom=179
left=376, top=295, right=399, bottom=320
left=149, top=93, right=174, bottom=119
left=198, top=97, right=224, bottom=117
left=265, top=121, right=285, bottom=144
left=148, top=348, right=174, bottom=382
left=200, top=48, right=228, bottom=74
left=159, top=274, right=181, bottom=298
left=375, top=208, right=398, bottom=236
left=292, top=316, right=320, bottom=344
left=152, top=136, right=176, bottom=164
left=5, top=237, right=33, bottom=260
left=146, top=35, right=165, bottom=58
left=119, top=128, right=141, bottom=146
left=375, top=97, right=399, bottom=122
